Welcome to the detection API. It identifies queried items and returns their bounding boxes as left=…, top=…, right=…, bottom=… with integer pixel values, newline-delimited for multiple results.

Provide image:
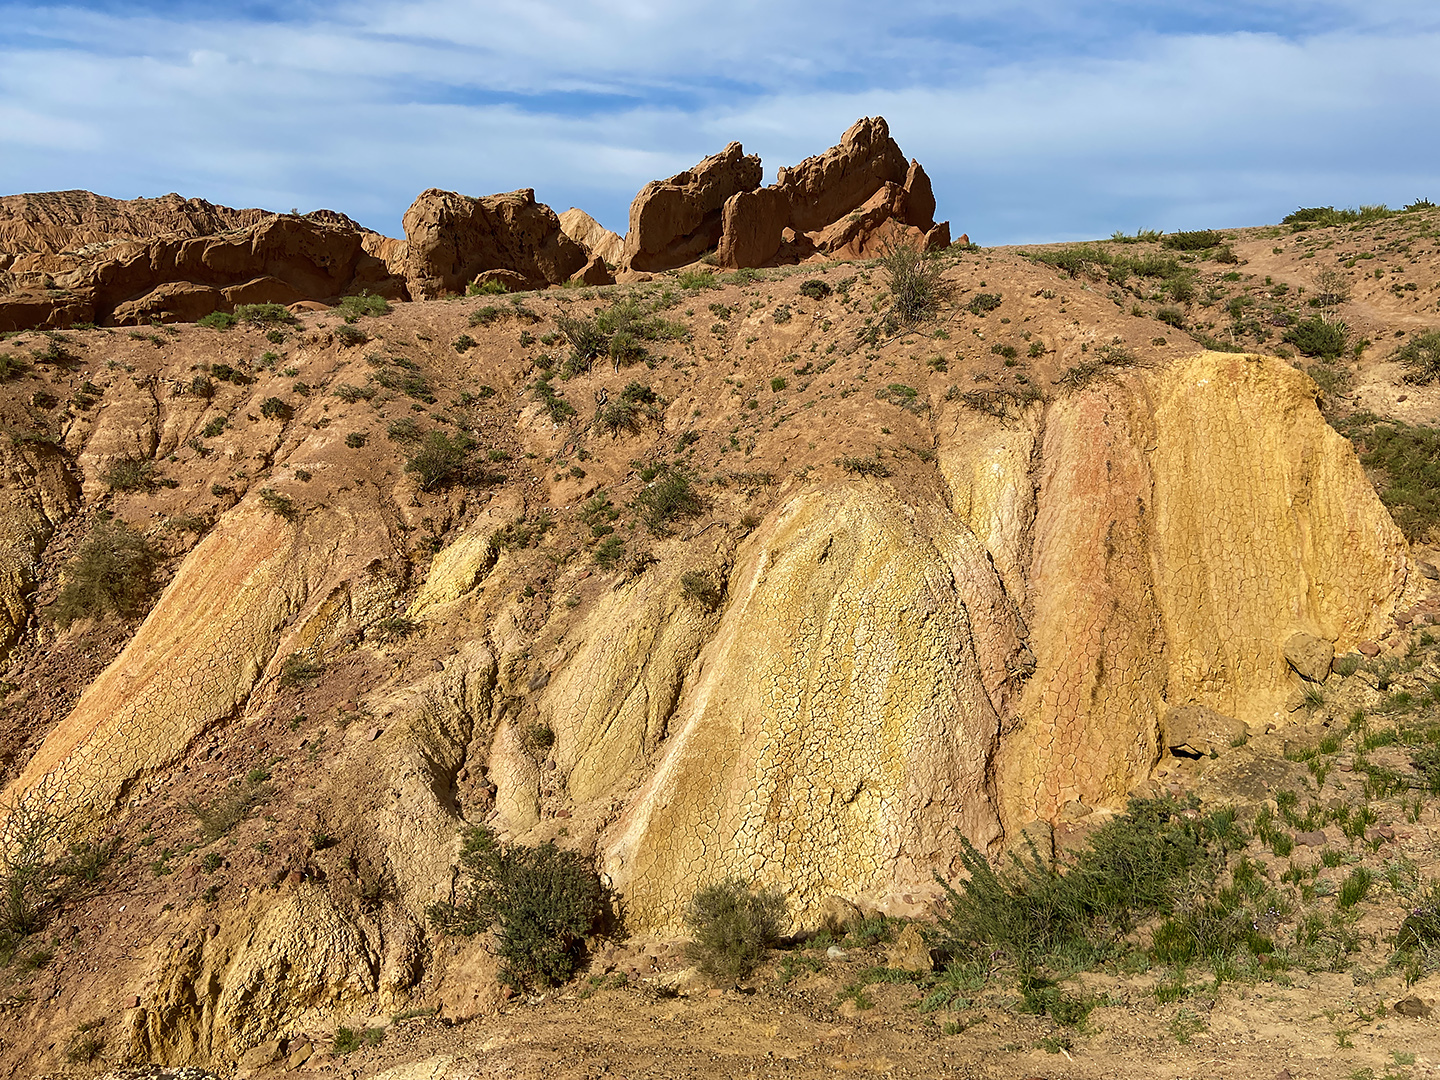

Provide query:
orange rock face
left=401, top=187, right=587, bottom=299
left=619, top=142, right=763, bottom=273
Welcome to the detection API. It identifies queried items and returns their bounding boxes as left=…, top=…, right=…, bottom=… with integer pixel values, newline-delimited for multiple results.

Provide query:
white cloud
left=0, top=2, right=1436, bottom=242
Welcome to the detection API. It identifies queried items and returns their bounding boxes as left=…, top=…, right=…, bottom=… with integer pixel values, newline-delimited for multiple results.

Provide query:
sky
left=2, top=1, right=1437, bottom=245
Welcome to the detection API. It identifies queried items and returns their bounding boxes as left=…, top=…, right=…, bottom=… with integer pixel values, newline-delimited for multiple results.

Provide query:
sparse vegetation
left=51, top=519, right=159, bottom=627
left=1338, top=417, right=1440, bottom=540
left=633, top=470, right=703, bottom=533
left=881, top=240, right=948, bottom=325
left=337, top=292, right=391, bottom=321
left=428, top=825, right=608, bottom=990
left=1285, top=315, right=1348, bottom=358
left=1395, top=330, right=1440, bottom=384
left=405, top=430, right=476, bottom=490
left=234, top=303, right=297, bottom=327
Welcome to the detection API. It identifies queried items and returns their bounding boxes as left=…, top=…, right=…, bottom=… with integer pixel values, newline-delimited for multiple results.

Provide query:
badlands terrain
left=0, top=120, right=1439, bottom=1079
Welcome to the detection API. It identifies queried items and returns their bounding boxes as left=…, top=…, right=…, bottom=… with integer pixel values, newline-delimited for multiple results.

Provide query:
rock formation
left=558, top=208, right=623, bottom=267
left=618, top=143, right=763, bottom=273
left=401, top=188, right=588, bottom=299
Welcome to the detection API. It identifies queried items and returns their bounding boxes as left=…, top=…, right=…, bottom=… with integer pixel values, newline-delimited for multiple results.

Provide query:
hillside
left=0, top=201, right=1439, bottom=1079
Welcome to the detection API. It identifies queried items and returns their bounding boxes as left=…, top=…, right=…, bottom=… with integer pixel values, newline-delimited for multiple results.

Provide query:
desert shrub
left=841, top=455, right=890, bottom=477
left=335, top=324, right=367, bottom=347
left=428, top=825, right=608, bottom=989
left=189, top=374, right=215, bottom=399
left=881, top=240, right=947, bottom=324
left=197, top=311, right=237, bottom=330
left=189, top=769, right=271, bottom=842
left=101, top=458, right=155, bottom=492
left=876, top=383, right=924, bottom=412
left=405, top=430, right=475, bottom=490
left=259, top=396, right=292, bottom=421
left=369, top=616, right=420, bottom=643
left=64, top=1022, right=104, bottom=1064
left=678, top=269, right=717, bottom=290
left=772, top=303, right=793, bottom=325
left=593, top=534, right=626, bottom=569
left=1156, top=306, right=1186, bottom=328
left=386, top=416, right=421, bottom=442
left=1396, top=330, right=1440, bottom=384
left=679, top=569, right=723, bottom=610
left=454, top=334, right=478, bottom=354
left=258, top=488, right=297, bottom=520
left=770, top=376, right=787, bottom=392
left=966, top=292, right=1002, bottom=315
left=684, top=878, right=786, bottom=981
left=933, top=796, right=1243, bottom=980
left=1283, top=205, right=1396, bottom=229
left=467, top=278, right=509, bottom=296
left=555, top=299, right=688, bottom=376
left=234, top=303, right=297, bottom=326
left=799, top=278, right=832, bottom=299
left=51, top=519, right=159, bottom=628
left=337, top=292, right=390, bottom=321
left=1163, top=229, right=1224, bottom=251
left=1395, top=880, right=1440, bottom=978
left=633, top=471, right=703, bottom=533
left=1340, top=418, right=1440, bottom=540
left=520, top=722, right=556, bottom=761
left=1057, top=343, right=1139, bottom=390
left=1285, top=316, right=1348, bottom=358
left=0, top=353, right=30, bottom=381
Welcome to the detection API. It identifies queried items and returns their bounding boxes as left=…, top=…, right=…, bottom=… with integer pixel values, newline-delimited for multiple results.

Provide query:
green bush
left=234, top=303, right=297, bottom=326
left=344, top=431, right=366, bottom=448
left=1162, top=229, right=1224, bottom=251
left=335, top=324, right=367, bottom=347
left=799, top=279, right=832, bottom=299
left=1396, top=330, right=1440, bottom=384
left=258, top=488, right=297, bottom=520
left=1156, top=307, right=1186, bottom=328
left=337, top=292, right=390, bottom=321
left=966, top=292, right=1002, bottom=315
left=1285, top=316, right=1348, bottom=358
left=881, top=241, right=947, bottom=324
left=633, top=471, right=703, bottom=533
left=593, top=534, right=626, bottom=569
left=685, top=878, right=786, bottom=981
left=467, top=278, right=509, bottom=296
left=52, top=519, right=159, bottom=628
left=190, top=374, right=215, bottom=398
left=0, top=352, right=30, bottom=381
left=197, top=311, right=237, bottom=330
left=428, top=826, right=608, bottom=990
left=454, top=334, right=478, bottom=354
left=405, top=430, right=475, bottom=490
left=530, top=375, right=576, bottom=422
left=679, top=569, right=723, bottom=610
left=259, top=396, right=292, bottom=420
left=1339, top=418, right=1440, bottom=540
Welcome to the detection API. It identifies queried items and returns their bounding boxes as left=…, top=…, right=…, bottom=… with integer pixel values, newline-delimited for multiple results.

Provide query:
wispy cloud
left=1, top=1, right=1436, bottom=242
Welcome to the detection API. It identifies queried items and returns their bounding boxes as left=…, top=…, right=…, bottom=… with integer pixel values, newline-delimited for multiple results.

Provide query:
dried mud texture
left=0, top=494, right=398, bottom=838
left=604, top=484, right=1027, bottom=930
left=999, top=352, right=1410, bottom=826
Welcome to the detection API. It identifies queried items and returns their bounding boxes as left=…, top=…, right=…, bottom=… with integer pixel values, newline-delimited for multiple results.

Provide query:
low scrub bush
left=633, top=470, right=703, bottom=533
left=685, top=877, right=786, bottom=981
left=52, top=519, right=159, bottom=627
left=197, top=311, right=237, bottom=330
left=337, top=292, right=390, bottom=321
left=966, top=292, right=1002, bottom=315
left=554, top=298, right=689, bottom=376
left=259, top=396, right=292, bottom=421
left=0, top=352, right=30, bottom=381
left=428, top=825, right=608, bottom=990
left=234, top=303, right=297, bottom=326
left=1163, top=229, right=1224, bottom=251
left=1285, top=316, right=1348, bottom=358
left=799, top=278, right=832, bottom=299
left=189, top=769, right=271, bottom=842
left=101, top=458, right=155, bottom=492
left=1339, top=418, right=1440, bottom=540
left=405, top=430, right=476, bottom=490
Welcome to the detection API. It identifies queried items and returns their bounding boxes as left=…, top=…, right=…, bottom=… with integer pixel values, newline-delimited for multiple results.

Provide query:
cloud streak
left=1, top=1, right=1436, bottom=243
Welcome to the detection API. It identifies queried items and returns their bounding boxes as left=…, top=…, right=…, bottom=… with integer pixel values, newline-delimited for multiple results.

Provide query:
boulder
left=885, top=923, right=934, bottom=973
left=402, top=187, right=586, bottom=299
left=569, top=254, right=616, bottom=287
left=558, top=208, right=623, bottom=266
left=619, top=142, right=762, bottom=272
left=715, top=187, right=791, bottom=270
left=112, top=281, right=224, bottom=324
left=1284, top=632, right=1334, bottom=682
left=1163, top=704, right=1249, bottom=757
left=470, top=269, right=532, bottom=294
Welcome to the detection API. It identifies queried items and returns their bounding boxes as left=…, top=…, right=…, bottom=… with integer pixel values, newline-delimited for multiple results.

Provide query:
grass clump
left=0, top=352, right=30, bottom=381
left=197, top=311, right=237, bottom=330
left=684, top=878, right=786, bottom=982
left=335, top=323, right=367, bottom=347
left=52, top=519, right=159, bottom=628
left=428, top=825, right=608, bottom=990
left=966, top=292, right=1002, bottom=315
left=881, top=240, right=948, bottom=325
left=100, top=458, right=155, bottom=492
left=554, top=298, right=689, bottom=376
left=632, top=470, right=703, bottom=533
left=799, top=278, right=832, bottom=299
left=234, top=303, right=297, bottom=327
left=188, top=769, right=271, bottom=842
left=596, top=382, right=661, bottom=437
left=1163, top=229, right=1224, bottom=251
left=1395, top=330, right=1440, bottom=385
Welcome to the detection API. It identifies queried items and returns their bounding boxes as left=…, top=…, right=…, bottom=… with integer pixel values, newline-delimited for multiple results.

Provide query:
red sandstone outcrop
left=714, top=116, right=951, bottom=268
left=401, top=188, right=587, bottom=299
left=619, top=143, right=762, bottom=273
left=0, top=193, right=406, bottom=330
left=558, top=208, right=623, bottom=267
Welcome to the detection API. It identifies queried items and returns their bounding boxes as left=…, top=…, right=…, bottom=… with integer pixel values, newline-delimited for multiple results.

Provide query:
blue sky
left=2, top=1, right=1437, bottom=244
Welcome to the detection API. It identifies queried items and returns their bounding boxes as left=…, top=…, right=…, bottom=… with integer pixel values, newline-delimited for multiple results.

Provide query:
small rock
left=826, top=946, right=849, bottom=961
left=431, top=658, right=445, bottom=671
left=1418, top=561, right=1439, bottom=580
left=817, top=895, right=862, bottom=936
left=1295, top=830, right=1328, bottom=846
left=1393, top=995, right=1432, bottom=1018
left=1358, top=640, right=1381, bottom=657
left=1059, top=799, right=1092, bottom=823
left=368, top=727, right=383, bottom=741
left=286, top=1040, right=314, bottom=1069
left=1395, top=611, right=1414, bottom=626
left=238, top=1039, right=285, bottom=1069
left=884, top=923, right=933, bottom=973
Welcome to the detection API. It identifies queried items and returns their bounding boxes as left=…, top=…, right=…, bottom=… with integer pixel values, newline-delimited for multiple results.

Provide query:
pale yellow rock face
left=0, top=444, right=75, bottom=662
left=541, top=564, right=715, bottom=805
left=997, top=353, right=1408, bottom=826
left=604, top=484, right=1027, bottom=929
left=1, top=495, right=398, bottom=835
